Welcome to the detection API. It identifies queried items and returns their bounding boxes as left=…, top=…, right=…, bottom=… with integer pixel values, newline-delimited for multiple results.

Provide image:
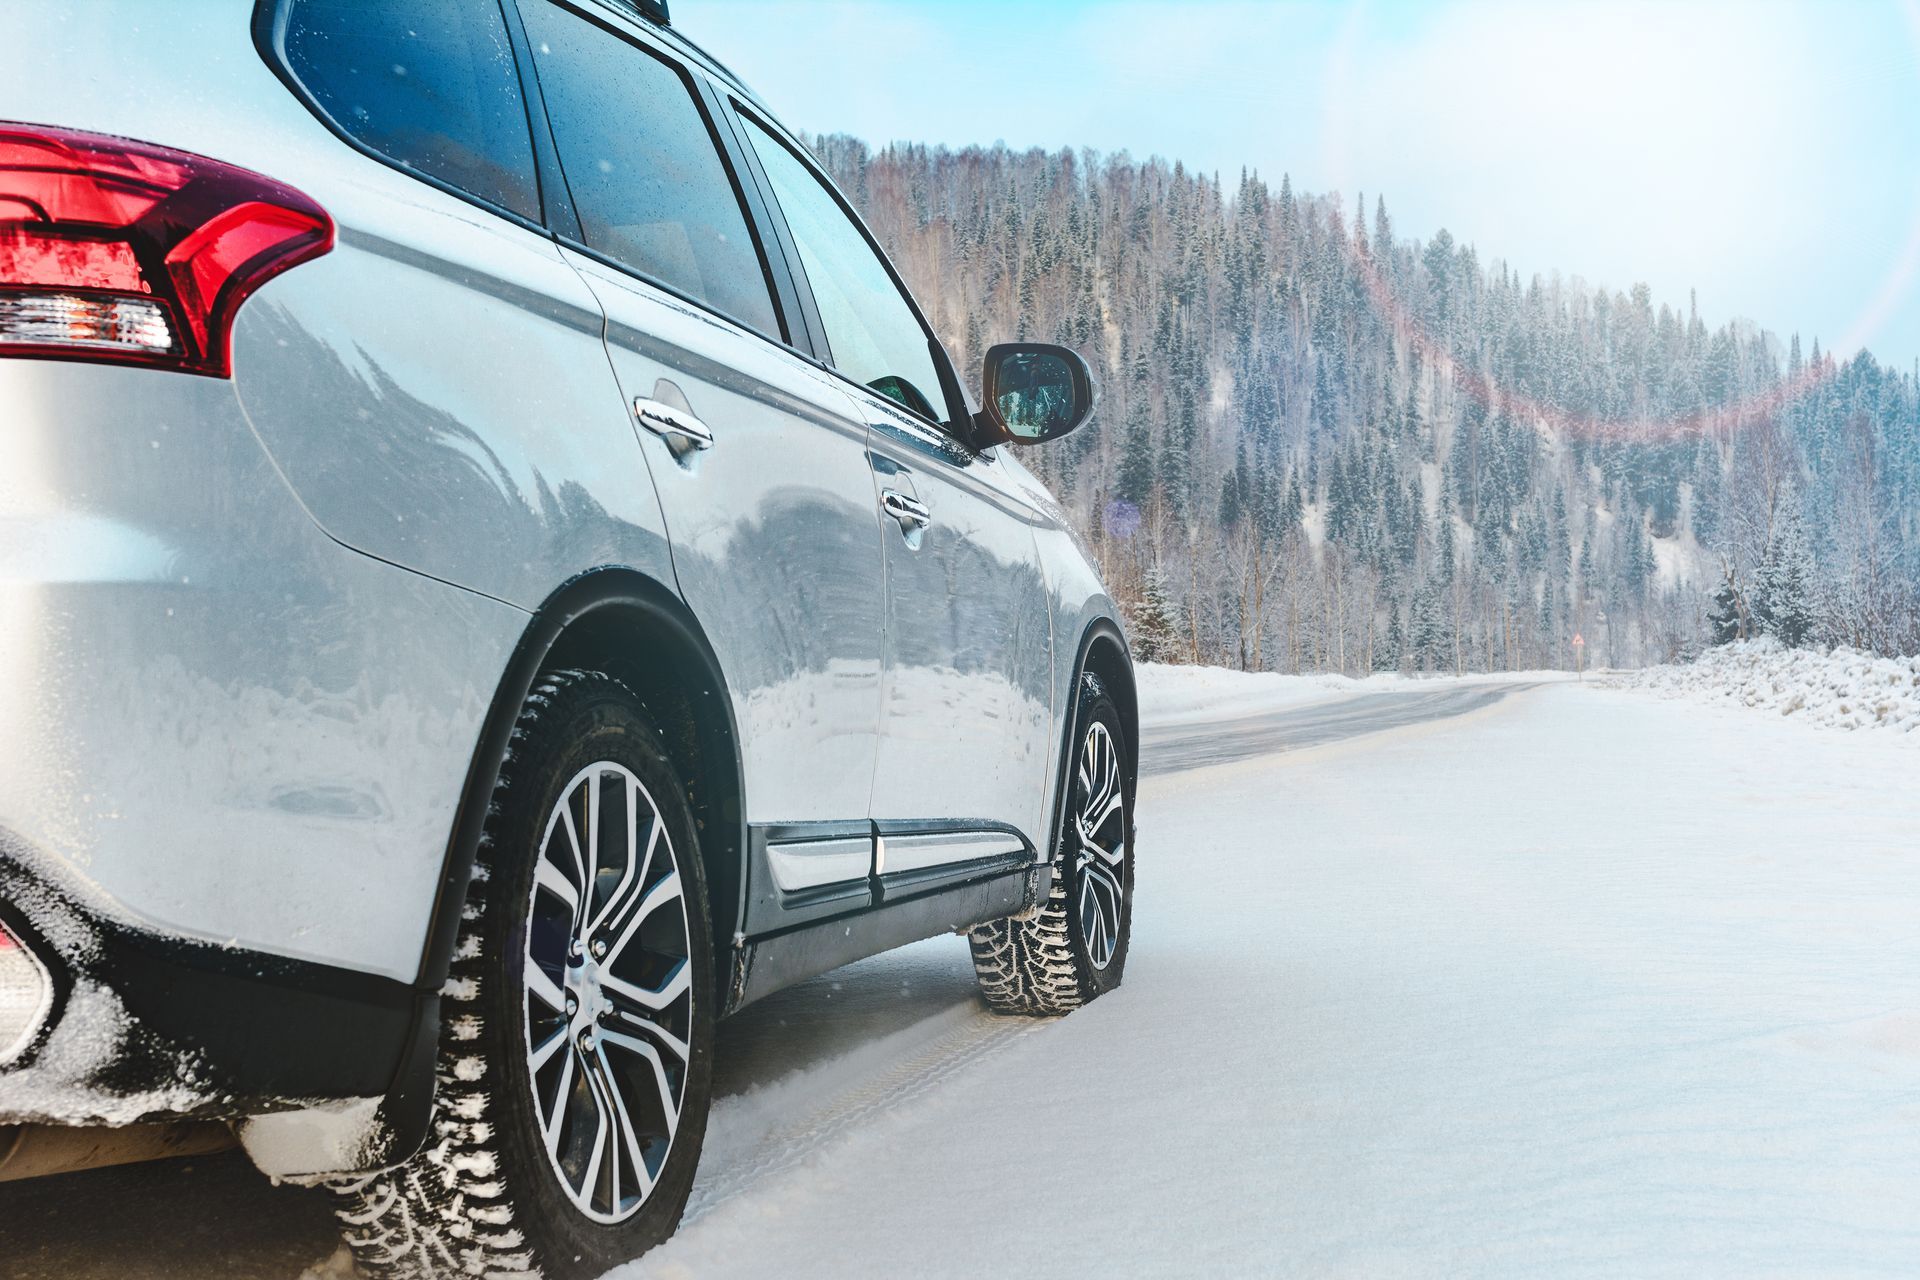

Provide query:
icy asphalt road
left=1139, top=680, right=1539, bottom=775
left=4, top=677, right=1917, bottom=1278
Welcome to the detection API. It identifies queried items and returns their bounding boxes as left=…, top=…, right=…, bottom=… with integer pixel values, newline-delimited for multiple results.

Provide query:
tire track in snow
left=681, top=1007, right=1049, bottom=1223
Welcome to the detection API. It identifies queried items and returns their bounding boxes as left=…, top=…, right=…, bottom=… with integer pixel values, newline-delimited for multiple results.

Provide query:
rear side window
left=519, top=2, right=780, bottom=340
left=272, top=0, right=540, bottom=218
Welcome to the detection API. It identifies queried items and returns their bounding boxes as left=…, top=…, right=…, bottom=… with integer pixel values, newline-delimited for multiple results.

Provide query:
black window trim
left=722, top=97, right=975, bottom=443
left=251, top=0, right=551, bottom=236
left=504, top=0, right=804, bottom=354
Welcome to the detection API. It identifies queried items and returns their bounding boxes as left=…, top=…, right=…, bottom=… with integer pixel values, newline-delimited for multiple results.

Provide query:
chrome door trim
left=765, top=833, right=873, bottom=892
left=874, top=827, right=1027, bottom=875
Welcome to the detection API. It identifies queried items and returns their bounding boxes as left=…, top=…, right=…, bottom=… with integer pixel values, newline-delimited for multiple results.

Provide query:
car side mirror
left=975, top=343, right=1097, bottom=447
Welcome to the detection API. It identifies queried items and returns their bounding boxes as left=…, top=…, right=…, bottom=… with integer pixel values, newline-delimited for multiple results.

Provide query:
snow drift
left=1628, top=638, right=1920, bottom=735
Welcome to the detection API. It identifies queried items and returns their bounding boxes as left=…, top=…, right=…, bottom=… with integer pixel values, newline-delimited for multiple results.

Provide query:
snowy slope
left=1624, top=638, right=1920, bottom=737
left=625, top=682, right=1920, bottom=1278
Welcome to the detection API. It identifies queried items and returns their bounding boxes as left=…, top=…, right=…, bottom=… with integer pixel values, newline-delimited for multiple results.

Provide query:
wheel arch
left=1074, top=616, right=1139, bottom=791
left=419, top=567, right=747, bottom=994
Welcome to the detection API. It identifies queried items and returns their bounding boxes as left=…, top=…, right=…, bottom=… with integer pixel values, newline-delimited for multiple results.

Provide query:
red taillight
left=0, top=123, right=332, bottom=377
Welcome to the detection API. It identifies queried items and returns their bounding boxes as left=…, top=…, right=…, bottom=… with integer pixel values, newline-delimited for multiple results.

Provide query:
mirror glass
left=994, top=351, right=1079, bottom=439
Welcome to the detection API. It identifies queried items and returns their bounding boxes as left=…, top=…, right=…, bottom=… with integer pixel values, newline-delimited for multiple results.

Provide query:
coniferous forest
left=814, top=135, right=1920, bottom=672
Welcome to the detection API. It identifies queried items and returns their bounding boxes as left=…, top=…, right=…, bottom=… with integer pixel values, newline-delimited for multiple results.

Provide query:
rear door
left=515, top=0, right=886, bottom=924
left=728, top=109, right=1055, bottom=882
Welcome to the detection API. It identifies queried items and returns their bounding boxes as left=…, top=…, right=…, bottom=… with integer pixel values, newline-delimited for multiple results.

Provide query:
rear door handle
left=634, top=397, right=714, bottom=452
left=880, top=489, right=932, bottom=530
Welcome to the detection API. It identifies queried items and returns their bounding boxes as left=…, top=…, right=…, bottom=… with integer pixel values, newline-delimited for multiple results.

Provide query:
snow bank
left=1135, top=661, right=1569, bottom=727
left=1626, top=639, right=1920, bottom=737
left=1133, top=663, right=1354, bottom=725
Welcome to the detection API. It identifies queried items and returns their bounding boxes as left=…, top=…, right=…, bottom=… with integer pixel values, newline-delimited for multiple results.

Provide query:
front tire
left=970, top=672, right=1133, bottom=1014
left=331, top=669, right=715, bottom=1279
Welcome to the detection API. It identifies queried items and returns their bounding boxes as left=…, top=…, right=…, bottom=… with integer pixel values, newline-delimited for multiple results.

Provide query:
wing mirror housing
left=975, top=343, right=1097, bottom=447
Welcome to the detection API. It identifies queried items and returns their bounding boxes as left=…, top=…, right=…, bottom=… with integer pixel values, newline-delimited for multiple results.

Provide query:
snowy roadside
left=1134, top=660, right=1571, bottom=727
left=1618, top=638, right=1920, bottom=737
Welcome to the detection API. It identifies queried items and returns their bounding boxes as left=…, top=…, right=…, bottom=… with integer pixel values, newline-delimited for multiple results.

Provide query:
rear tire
left=330, top=669, right=715, bottom=1279
left=970, top=672, right=1133, bottom=1015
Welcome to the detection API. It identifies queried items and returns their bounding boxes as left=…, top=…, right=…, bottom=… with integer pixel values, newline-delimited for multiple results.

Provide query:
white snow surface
left=1626, top=638, right=1920, bottom=737
left=622, top=679, right=1920, bottom=1278
left=1134, top=660, right=1571, bottom=726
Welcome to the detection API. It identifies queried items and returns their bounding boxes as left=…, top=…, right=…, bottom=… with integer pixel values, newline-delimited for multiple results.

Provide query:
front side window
left=739, top=116, right=948, bottom=426
left=278, top=0, right=540, bottom=218
left=520, top=2, right=780, bottom=339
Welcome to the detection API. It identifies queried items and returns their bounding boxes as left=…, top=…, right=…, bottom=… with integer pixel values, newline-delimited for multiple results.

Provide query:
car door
left=516, top=0, right=885, bottom=925
left=729, top=108, right=1056, bottom=884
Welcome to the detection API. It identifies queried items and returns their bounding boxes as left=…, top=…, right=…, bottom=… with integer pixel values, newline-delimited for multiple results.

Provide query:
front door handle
left=634, top=397, right=714, bottom=452
left=880, top=489, right=932, bottom=530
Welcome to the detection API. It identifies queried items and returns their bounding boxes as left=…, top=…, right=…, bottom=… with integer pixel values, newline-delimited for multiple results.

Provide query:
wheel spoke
left=1079, top=860, right=1116, bottom=965
left=559, top=798, right=588, bottom=910
left=1079, top=827, right=1120, bottom=871
left=603, top=867, right=681, bottom=967
left=594, top=817, right=664, bottom=949
left=535, top=853, right=581, bottom=917
left=606, top=1007, right=691, bottom=1064
left=1085, top=786, right=1123, bottom=839
left=1086, top=860, right=1122, bottom=924
left=603, top=956, right=690, bottom=1013
left=600, top=1027, right=681, bottom=1130
left=576, top=1074, right=610, bottom=1212
left=589, top=775, right=650, bottom=937
left=526, top=960, right=568, bottom=1015
left=530, top=1024, right=569, bottom=1073
left=542, top=1047, right=575, bottom=1158
left=595, top=1045, right=658, bottom=1198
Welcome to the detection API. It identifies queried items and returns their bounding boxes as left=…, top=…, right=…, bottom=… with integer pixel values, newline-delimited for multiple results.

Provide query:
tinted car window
left=279, top=0, right=539, bottom=218
left=520, top=3, right=780, bottom=339
left=739, top=117, right=948, bottom=425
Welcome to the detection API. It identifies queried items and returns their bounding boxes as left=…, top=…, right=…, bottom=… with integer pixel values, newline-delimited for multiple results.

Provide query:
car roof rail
left=611, top=0, right=669, bottom=24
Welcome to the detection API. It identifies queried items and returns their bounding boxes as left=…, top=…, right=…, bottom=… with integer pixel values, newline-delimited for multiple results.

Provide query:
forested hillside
left=812, top=136, right=1920, bottom=671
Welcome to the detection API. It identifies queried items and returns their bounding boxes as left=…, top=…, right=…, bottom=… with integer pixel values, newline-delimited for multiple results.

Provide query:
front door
left=729, top=108, right=1055, bottom=881
left=858, top=394, right=1055, bottom=863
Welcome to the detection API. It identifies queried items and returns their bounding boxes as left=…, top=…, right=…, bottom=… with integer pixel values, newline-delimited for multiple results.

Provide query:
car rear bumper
left=0, top=856, right=423, bottom=1126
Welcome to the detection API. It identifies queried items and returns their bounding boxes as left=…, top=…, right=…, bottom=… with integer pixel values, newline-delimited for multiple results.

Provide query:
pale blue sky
left=678, top=0, right=1920, bottom=369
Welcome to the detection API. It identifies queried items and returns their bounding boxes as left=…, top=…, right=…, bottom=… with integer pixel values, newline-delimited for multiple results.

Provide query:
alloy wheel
left=522, top=761, right=693, bottom=1223
left=1074, top=721, right=1126, bottom=970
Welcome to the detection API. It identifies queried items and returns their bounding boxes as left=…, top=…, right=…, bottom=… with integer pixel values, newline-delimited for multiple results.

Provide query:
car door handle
left=880, top=489, right=932, bottom=530
left=634, top=397, right=714, bottom=451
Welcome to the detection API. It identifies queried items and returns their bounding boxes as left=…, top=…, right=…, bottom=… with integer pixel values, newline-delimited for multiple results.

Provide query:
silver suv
left=0, top=0, right=1134, bottom=1273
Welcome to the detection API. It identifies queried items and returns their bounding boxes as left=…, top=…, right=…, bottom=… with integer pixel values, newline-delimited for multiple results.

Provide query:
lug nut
left=590, top=938, right=608, bottom=959
left=565, top=995, right=578, bottom=1015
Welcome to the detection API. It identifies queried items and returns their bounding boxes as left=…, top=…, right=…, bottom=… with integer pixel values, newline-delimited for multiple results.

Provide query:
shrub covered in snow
left=1629, top=639, right=1920, bottom=735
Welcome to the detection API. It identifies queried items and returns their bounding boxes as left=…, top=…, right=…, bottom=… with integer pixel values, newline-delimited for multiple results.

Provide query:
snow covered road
left=4, top=676, right=1916, bottom=1278
left=642, top=679, right=1920, bottom=1278
left=1140, top=680, right=1541, bottom=774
